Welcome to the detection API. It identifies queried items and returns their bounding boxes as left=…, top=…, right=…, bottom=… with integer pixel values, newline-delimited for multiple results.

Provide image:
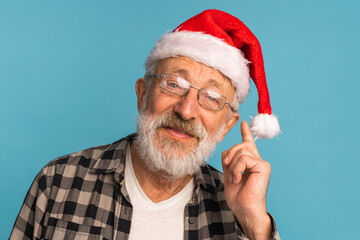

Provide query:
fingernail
left=224, top=157, right=228, bottom=165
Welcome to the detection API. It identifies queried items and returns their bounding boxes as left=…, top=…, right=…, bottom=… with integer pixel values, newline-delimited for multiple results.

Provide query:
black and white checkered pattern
left=10, top=133, right=280, bottom=240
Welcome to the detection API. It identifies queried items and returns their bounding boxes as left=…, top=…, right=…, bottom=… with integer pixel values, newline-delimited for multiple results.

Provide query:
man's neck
left=129, top=143, right=193, bottom=203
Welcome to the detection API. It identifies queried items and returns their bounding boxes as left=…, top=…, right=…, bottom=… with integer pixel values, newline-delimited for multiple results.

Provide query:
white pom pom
left=250, top=114, right=281, bottom=140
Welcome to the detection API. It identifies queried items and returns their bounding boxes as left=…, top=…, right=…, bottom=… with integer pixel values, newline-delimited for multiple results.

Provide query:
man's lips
left=163, top=127, right=194, bottom=139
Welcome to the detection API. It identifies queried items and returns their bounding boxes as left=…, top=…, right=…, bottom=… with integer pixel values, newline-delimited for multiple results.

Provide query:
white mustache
left=154, top=112, right=206, bottom=140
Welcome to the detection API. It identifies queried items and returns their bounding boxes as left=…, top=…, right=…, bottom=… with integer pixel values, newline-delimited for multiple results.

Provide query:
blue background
left=1, top=0, right=359, bottom=239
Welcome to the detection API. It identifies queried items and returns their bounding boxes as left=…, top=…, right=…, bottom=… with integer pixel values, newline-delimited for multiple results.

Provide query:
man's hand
left=222, top=121, right=272, bottom=240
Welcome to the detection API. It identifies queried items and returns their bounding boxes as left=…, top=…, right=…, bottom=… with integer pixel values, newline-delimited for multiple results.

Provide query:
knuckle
left=239, top=154, right=248, bottom=162
left=232, top=161, right=245, bottom=173
left=262, top=160, right=271, bottom=171
left=228, top=144, right=243, bottom=157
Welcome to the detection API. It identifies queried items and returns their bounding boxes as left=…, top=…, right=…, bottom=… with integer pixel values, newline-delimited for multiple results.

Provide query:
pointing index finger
left=241, top=121, right=254, bottom=142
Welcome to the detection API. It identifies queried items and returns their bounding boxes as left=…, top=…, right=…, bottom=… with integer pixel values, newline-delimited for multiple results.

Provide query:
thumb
left=241, top=121, right=254, bottom=143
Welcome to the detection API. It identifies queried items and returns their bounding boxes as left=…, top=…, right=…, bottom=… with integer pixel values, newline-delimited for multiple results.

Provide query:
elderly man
left=11, top=9, right=280, bottom=240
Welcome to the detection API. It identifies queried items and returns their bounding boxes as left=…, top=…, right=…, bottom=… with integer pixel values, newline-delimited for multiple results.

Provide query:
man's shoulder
left=42, top=134, right=136, bottom=174
left=205, top=164, right=224, bottom=180
left=46, top=143, right=110, bottom=169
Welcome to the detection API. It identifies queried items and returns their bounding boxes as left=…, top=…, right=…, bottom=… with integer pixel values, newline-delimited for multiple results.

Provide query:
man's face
left=135, top=57, right=239, bottom=178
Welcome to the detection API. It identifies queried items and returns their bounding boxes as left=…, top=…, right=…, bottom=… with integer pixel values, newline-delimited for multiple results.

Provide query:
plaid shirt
left=11, top=133, right=280, bottom=240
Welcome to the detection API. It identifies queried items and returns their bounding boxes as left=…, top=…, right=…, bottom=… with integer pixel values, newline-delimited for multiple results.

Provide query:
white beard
left=134, top=111, right=225, bottom=180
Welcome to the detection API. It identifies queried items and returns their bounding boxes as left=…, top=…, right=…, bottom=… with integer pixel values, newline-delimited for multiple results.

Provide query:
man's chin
left=145, top=155, right=204, bottom=181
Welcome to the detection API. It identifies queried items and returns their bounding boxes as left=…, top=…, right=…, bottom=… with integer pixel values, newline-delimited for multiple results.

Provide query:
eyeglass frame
left=149, top=73, right=237, bottom=112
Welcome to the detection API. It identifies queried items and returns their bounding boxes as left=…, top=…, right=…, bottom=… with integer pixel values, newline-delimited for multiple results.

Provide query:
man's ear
left=218, top=112, right=240, bottom=142
left=135, top=78, right=146, bottom=111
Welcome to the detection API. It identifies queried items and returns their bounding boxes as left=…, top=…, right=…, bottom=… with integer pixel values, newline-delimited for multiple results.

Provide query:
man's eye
left=167, top=82, right=179, bottom=88
left=206, top=96, right=219, bottom=102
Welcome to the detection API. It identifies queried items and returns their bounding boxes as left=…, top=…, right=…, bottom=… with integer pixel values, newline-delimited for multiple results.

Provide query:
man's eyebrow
left=166, top=68, right=224, bottom=92
left=205, top=79, right=223, bottom=92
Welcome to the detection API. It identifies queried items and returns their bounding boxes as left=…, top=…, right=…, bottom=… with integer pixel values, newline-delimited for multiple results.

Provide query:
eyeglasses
left=150, top=73, right=236, bottom=112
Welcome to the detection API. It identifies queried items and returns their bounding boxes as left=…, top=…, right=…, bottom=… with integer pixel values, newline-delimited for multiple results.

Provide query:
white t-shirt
left=125, top=144, right=194, bottom=240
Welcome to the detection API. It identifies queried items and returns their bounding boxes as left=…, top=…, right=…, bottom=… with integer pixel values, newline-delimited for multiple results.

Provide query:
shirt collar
left=90, top=134, right=136, bottom=173
left=197, top=164, right=221, bottom=194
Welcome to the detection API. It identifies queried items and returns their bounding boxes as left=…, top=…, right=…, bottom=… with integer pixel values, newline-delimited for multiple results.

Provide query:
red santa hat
left=145, top=9, right=280, bottom=139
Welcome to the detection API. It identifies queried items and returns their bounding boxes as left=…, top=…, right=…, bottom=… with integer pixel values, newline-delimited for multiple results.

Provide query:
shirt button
left=188, top=218, right=195, bottom=224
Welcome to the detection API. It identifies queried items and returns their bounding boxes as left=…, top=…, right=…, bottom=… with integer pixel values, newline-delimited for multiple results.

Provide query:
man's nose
left=173, top=89, right=200, bottom=121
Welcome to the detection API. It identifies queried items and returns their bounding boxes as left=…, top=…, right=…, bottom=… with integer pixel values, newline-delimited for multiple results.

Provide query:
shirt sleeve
left=10, top=167, right=52, bottom=240
left=235, top=213, right=281, bottom=240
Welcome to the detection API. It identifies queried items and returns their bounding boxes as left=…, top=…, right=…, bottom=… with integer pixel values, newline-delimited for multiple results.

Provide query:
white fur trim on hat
left=250, top=114, right=281, bottom=140
left=145, top=31, right=251, bottom=103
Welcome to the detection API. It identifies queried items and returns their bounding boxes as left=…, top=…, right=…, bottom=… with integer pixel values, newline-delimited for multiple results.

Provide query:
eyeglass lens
left=160, top=74, right=226, bottom=111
